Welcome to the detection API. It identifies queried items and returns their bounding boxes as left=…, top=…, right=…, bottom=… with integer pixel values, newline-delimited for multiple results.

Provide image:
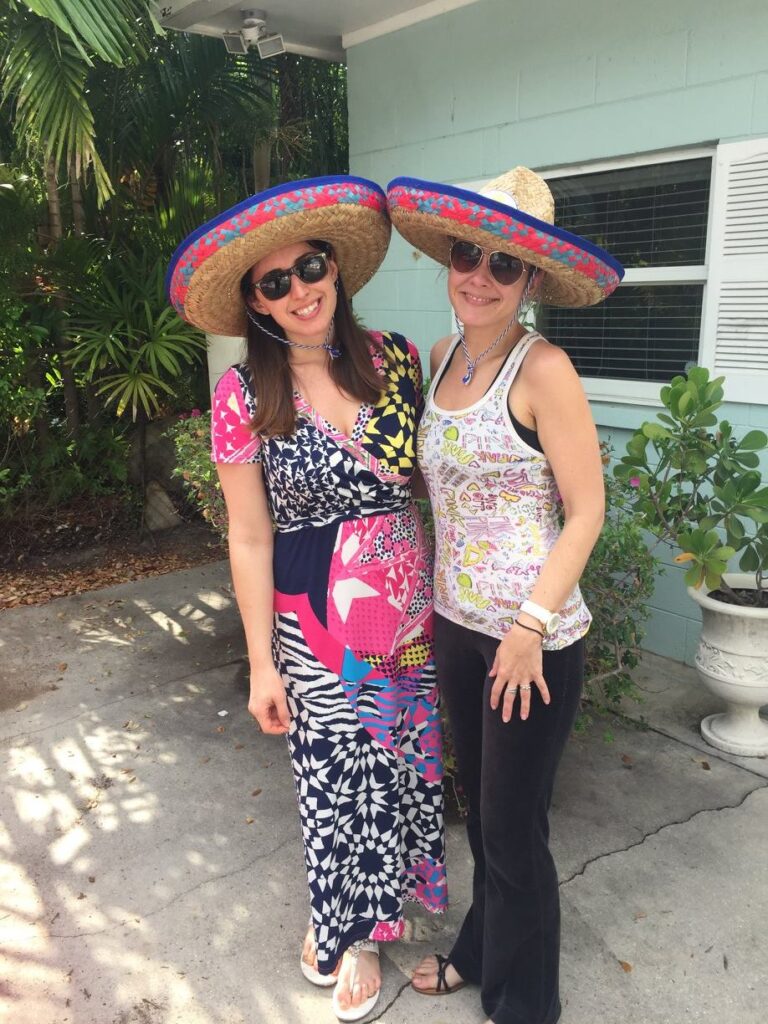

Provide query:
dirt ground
left=0, top=497, right=226, bottom=611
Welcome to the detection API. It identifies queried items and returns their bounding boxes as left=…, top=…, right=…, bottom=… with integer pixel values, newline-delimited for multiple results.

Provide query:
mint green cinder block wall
left=346, top=0, right=768, bottom=665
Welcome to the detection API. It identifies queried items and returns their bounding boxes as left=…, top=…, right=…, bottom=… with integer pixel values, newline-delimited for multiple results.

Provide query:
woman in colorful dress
left=387, top=167, right=623, bottom=1024
left=166, top=175, right=446, bottom=1023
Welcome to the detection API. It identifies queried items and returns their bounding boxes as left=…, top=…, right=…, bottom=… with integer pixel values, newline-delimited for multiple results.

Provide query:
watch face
left=546, top=613, right=562, bottom=634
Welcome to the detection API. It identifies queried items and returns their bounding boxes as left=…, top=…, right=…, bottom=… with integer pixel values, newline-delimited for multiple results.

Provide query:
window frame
left=462, top=144, right=717, bottom=406
left=545, top=146, right=716, bottom=404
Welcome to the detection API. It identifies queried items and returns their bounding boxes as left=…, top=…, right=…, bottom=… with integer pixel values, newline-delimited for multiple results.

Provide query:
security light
left=222, top=31, right=249, bottom=55
left=221, top=9, right=285, bottom=59
left=256, top=33, right=285, bottom=58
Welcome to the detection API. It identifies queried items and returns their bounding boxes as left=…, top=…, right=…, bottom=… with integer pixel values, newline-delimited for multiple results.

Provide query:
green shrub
left=615, top=366, right=768, bottom=603
left=165, top=412, right=228, bottom=537
left=579, top=448, right=657, bottom=724
left=1, top=431, right=132, bottom=524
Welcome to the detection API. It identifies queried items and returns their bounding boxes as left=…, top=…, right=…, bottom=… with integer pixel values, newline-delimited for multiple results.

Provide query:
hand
left=248, top=666, right=291, bottom=734
left=488, top=623, right=551, bottom=722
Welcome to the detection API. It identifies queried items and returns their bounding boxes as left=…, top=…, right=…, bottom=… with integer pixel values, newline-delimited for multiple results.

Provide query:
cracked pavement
left=1, top=563, right=765, bottom=1024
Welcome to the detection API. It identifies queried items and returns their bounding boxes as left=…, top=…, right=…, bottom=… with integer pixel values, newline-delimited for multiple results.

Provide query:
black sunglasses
left=449, top=240, right=527, bottom=286
left=251, top=251, right=331, bottom=301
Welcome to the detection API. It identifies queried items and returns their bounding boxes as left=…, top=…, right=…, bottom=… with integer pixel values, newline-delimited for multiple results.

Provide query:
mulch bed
left=0, top=495, right=226, bottom=610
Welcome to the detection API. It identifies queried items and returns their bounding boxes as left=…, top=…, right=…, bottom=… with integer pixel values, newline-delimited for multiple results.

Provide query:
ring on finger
left=520, top=684, right=532, bottom=691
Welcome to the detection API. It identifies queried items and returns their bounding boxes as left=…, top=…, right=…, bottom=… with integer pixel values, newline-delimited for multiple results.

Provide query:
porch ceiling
left=155, top=0, right=483, bottom=60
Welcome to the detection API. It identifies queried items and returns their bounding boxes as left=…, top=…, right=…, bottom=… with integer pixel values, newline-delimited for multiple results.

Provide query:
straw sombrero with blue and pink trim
left=387, top=167, right=623, bottom=307
left=166, top=175, right=391, bottom=336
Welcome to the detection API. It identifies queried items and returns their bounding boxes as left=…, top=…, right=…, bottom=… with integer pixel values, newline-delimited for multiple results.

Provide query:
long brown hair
left=240, top=242, right=382, bottom=436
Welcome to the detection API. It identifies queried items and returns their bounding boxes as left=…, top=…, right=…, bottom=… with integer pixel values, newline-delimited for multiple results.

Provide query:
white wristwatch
left=520, top=600, right=561, bottom=636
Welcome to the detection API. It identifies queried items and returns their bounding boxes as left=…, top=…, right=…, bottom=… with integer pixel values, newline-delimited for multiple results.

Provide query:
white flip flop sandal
left=332, top=940, right=380, bottom=1022
left=299, top=922, right=338, bottom=987
left=300, top=956, right=338, bottom=987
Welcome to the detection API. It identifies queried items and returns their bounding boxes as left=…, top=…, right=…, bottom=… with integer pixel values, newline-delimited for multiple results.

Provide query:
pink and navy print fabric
left=211, top=331, right=446, bottom=972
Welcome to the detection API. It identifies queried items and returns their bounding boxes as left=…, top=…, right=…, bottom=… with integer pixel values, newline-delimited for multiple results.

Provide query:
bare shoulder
left=429, top=334, right=455, bottom=376
left=523, top=335, right=581, bottom=389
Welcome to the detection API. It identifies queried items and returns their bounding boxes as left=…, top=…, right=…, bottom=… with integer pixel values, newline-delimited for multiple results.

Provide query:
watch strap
left=520, top=599, right=555, bottom=627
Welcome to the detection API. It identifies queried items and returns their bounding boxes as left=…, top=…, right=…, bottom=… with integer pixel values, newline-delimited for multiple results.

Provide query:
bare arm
left=490, top=341, right=604, bottom=722
left=217, top=461, right=290, bottom=735
left=520, top=342, right=605, bottom=615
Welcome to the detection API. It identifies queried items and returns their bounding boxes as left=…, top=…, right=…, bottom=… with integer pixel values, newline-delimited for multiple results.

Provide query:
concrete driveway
left=1, top=563, right=765, bottom=1024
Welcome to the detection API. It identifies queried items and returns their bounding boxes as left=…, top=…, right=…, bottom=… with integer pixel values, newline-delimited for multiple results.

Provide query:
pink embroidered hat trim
left=386, top=167, right=624, bottom=308
left=166, top=175, right=391, bottom=336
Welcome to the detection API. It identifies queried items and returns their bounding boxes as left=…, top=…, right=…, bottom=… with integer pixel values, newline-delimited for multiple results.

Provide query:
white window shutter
left=700, top=139, right=768, bottom=403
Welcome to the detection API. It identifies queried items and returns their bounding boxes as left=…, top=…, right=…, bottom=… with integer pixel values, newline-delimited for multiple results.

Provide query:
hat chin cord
left=456, top=268, right=541, bottom=385
left=246, top=307, right=342, bottom=360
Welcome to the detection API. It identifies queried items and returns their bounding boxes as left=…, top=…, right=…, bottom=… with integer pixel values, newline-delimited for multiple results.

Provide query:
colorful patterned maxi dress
left=211, top=330, right=446, bottom=972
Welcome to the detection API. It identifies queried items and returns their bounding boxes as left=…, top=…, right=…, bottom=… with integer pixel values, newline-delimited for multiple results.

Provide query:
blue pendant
left=462, top=366, right=474, bottom=385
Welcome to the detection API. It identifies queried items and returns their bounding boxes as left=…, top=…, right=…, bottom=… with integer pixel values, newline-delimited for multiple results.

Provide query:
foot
left=411, top=953, right=465, bottom=993
left=300, top=923, right=339, bottom=985
left=301, top=924, right=319, bottom=972
left=334, top=948, right=381, bottom=1012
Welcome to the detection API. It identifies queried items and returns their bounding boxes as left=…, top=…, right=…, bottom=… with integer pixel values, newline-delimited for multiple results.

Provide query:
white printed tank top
left=418, top=332, right=591, bottom=650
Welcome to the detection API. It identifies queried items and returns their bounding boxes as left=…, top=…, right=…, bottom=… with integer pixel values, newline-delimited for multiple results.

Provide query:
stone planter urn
left=688, top=573, right=768, bottom=757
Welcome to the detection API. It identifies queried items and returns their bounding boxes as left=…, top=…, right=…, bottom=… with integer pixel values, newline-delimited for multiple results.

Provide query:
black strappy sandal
left=412, top=953, right=468, bottom=996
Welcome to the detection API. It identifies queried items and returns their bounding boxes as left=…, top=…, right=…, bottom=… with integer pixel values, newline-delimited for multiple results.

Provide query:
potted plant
left=616, top=366, right=768, bottom=756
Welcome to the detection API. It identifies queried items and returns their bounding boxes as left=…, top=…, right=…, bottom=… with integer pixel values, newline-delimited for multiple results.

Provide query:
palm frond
left=88, top=33, right=277, bottom=200
left=3, top=20, right=112, bottom=199
left=96, top=369, right=173, bottom=419
left=22, top=0, right=158, bottom=65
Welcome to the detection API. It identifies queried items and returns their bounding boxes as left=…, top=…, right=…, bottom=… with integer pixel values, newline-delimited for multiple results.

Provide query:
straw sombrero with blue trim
left=387, top=167, right=623, bottom=307
left=166, top=175, right=391, bottom=336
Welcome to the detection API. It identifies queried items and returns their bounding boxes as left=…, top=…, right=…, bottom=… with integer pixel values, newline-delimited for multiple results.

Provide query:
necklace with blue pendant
left=459, top=317, right=515, bottom=385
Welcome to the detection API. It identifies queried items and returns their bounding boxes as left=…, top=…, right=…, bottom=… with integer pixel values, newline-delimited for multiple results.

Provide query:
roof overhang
left=154, top=1, right=484, bottom=61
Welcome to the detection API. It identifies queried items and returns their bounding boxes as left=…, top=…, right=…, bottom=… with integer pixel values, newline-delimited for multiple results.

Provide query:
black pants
left=435, top=613, right=584, bottom=1024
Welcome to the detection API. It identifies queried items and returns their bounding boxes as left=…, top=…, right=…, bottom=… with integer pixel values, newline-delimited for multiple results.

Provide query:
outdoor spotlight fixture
left=222, top=31, right=249, bottom=55
left=255, top=33, right=285, bottom=59
left=223, top=9, right=286, bottom=58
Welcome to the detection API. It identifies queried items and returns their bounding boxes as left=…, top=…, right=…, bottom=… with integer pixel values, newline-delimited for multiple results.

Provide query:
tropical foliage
left=615, top=367, right=768, bottom=604
left=579, top=448, right=658, bottom=720
left=2, top=0, right=157, bottom=202
left=0, top=1, right=349, bottom=522
left=166, top=412, right=228, bottom=537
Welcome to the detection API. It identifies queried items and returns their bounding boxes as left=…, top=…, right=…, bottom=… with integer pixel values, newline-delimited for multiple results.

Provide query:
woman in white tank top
left=387, top=168, right=623, bottom=1024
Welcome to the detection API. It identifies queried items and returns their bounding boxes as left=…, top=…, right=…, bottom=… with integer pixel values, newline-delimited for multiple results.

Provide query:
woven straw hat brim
left=387, top=177, right=623, bottom=308
left=166, top=176, right=391, bottom=337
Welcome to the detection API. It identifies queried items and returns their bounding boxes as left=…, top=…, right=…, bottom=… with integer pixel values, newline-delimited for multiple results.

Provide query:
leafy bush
left=68, top=239, right=207, bottom=421
left=0, top=300, right=132, bottom=520
left=579, top=448, right=657, bottom=724
left=165, top=411, right=228, bottom=537
left=1, top=420, right=131, bottom=521
left=615, top=366, right=768, bottom=603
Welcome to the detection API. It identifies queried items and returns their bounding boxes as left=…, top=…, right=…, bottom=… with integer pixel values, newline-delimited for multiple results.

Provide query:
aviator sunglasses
left=251, top=250, right=331, bottom=301
left=449, top=240, right=528, bottom=286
